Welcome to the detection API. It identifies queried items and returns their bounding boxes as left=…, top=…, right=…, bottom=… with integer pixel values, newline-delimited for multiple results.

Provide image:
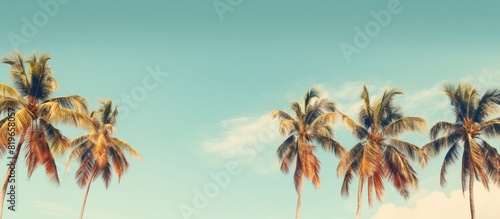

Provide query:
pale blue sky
left=1, top=0, right=500, bottom=219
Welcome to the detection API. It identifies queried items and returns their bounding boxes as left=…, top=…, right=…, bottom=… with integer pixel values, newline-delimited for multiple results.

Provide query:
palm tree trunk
left=356, top=177, right=364, bottom=219
left=80, top=167, right=98, bottom=219
left=0, top=134, right=24, bottom=219
left=295, top=174, right=304, bottom=219
left=469, top=174, right=475, bottom=219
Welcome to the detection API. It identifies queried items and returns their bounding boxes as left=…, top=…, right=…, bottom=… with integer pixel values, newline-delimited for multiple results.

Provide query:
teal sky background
left=1, top=0, right=500, bottom=218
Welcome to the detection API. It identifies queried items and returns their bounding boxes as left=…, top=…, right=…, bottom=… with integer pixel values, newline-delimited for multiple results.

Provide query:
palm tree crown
left=0, top=51, right=91, bottom=182
left=423, top=83, right=500, bottom=219
left=66, top=100, right=143, bottom=188
left=272, top=88, right=345, bottom=219
left=338, top=85, right=426, bottom=219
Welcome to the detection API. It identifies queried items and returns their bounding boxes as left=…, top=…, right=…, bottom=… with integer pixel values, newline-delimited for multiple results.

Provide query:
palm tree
left=338, top=85, right=426, bottom=219
left=423, top=83, right=500, bottom=219
left=0, top=51, right=91, bottom=218
left=272, top=88, right=345, bottom=219
left=66, top=100, right=142, bottom=219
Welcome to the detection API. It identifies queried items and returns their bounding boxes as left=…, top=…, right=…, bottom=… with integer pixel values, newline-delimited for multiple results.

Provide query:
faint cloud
left=373, top=184, right=500, bottom=219
left=200, top=113, right=281, bottom=175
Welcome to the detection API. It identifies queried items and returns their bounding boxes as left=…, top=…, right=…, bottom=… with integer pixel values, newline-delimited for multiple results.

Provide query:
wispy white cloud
left=200, top=114, right=281, bottom=174
left=373, top=184, right=500, bottom=219
left=200, top=74, right=497, bottom=176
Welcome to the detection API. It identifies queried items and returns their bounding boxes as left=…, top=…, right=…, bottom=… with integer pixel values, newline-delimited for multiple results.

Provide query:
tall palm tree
left=423, top=83, right=500, bottom=219
left=0, top=51, right=91, bottom=218
left=338, top=85, right=426, bottom=219
left=66, top=100, right=142, bottom=219
left=272, top=88, right=345, bottom=219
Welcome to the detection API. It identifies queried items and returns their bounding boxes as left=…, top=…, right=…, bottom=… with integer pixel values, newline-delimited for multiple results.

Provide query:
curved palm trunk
left=469, top=174, right=475, bottom=219
left=356, top=178, right=364, bottom=219
left=0, top=134, right=24, bottom=219
left=295, top=174, right=304, bottom=219
left=80, top=179, right=93, bottom=219
left=80, top=167, right=98, bottom=219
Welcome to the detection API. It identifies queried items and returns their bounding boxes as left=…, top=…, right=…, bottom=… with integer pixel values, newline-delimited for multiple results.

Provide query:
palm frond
left=423, top=131, right=462, bottom=157
left=99, top=162, right=112, bottom=188
left=389, top=139, right=427, bottom=166
left=480, top=140, right=500, bottom=186
left=75, top=156, right=96, bottom=188
left=430, top=121, right=459, bottom=140
left=341, top=113, right=368, bottom=140
left=65, top=137, right=91, bottom=173
left=112, top=138, right=143, bottom=162
left=384, top=146, right=418, bottom=198
left=271, top=110, right=293, bottom=121
left=0, top=83, right=24, bottom=101
left=340, top=166, right=354, bottom=197
left=481, top=119, right=500, bottom=139
left=291, top=101, right=304, bottom=123
left=383, top=117, right=426, bottom=137
left=37, top=102, right=95, bottom=130
left=293, top=156, right=304, bottom=192
left=304, top=88, right=320, bottom=108
left=315, top=136, right=345, bottom=157
left=0, top=96, right=23, bottom=113
left=359, top=140, right=382, bottom=177
left=473, top=89, right=500, bottom=123
left=277, top=135, right=296, bottom=160
left=309, top=113, right=336, bottom=134
left=373, top=88, right=403, bottom=127
left=39, top=118, right=70, bottom=155
left=280, top=142, right=297, bottom=173
left=44, top=95, right=89, bottom=114
left=24, top=128, right=60, bottom=184
left=337, top=142, right=364, bottom=176
left=2, top=51, right=30, bottom=96
left=439, top=142, right=461, bottom=186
